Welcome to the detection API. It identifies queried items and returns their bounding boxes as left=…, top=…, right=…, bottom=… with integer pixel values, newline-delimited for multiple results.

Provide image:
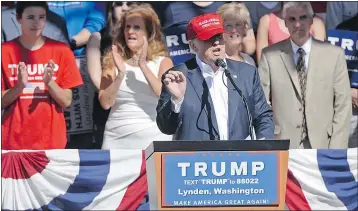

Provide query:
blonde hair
left=217, top=2, right=251, bottom=32
left=102, top=3, right=167, bottom=70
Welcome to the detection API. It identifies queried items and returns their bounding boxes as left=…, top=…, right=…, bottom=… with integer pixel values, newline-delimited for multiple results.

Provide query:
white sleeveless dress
left=102, top=56, right=173, bottom=150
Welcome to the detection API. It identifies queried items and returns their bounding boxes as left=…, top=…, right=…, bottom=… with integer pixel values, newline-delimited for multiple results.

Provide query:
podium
left=145, top=140, right=290, bottom=210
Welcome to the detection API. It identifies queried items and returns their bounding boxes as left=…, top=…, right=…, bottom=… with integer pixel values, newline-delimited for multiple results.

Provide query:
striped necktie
left=297, top=48, right=308, bottom=142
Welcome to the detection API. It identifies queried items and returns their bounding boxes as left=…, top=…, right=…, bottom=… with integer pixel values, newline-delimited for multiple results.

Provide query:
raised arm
left=46, top=46, right=84, bottom=108
left=86, top=32, right=102, bottom=90
left=72, top=2, right=106, bottom=48
left=312, top=16, right=326, bottom=41
left=156, top=70, right=186, bottom=135
left=256, top=14, right=270, bottom=63
left=242, top=28, right=256, bottom=56
left=1, top=62, right=27, bottom=109
left=139, top=37, right=174, bottom=97
left=98, top=45, right=126, bottom=110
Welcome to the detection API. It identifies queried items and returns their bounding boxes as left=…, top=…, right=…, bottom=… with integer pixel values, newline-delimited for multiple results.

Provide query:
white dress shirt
left=290, top=36, right=312, bottom=71
left=172, top=55, right=229, bottom=140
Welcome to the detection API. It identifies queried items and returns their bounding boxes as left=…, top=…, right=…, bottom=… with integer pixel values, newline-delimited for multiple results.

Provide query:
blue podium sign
left=327, top=29, right=358, bottom=88
left=161, top=151, right=280, bottom=207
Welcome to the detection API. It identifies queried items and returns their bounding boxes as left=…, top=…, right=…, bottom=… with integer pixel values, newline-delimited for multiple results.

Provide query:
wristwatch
left=70, top=38, right=77, bottom=50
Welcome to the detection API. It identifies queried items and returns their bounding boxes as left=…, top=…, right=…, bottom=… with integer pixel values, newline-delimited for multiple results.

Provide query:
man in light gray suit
left=258, top=2, right=352, bottom=149
left=1, top=6, right=69, bottom=44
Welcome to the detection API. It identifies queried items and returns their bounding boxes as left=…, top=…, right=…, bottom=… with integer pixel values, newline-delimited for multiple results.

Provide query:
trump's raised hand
left=163, top=70, right=186, bottom=102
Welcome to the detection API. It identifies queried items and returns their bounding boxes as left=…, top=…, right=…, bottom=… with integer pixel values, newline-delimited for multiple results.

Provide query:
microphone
left=214, top=58, right=227, bottom=69
left=215, top=58, right=255, bottom=140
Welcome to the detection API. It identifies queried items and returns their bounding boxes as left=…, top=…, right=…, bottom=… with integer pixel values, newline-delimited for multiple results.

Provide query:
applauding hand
left=112, top=45, right=126, bottom=75
left=16, top=62, right=28, bottom=89
left=43, top=59, right=55, bottom=85
left=163, top=71, right=186, bottom=102
left=138, top=36, right=148, bottom=66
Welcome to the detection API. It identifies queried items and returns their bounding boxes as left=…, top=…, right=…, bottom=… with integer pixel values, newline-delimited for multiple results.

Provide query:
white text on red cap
left=198, top=18, right=221, bottom=29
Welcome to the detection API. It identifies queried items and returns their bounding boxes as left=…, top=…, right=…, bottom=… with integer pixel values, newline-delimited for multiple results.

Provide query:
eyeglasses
left=112, top=1, right=137, bottom=7
left=224, top=23, right=246, bottom=31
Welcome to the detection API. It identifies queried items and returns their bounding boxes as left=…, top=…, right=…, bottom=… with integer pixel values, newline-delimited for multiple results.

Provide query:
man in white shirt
left=258, top=2, right=352, bottom=149
left=156, top=13, right=274, bottom=141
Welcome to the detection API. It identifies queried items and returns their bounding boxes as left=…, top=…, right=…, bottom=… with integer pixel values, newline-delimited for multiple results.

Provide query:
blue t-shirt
left=48, top=1, right=106, bottom=56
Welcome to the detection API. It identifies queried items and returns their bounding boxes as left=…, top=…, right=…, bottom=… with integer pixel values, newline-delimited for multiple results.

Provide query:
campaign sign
left=327, top=29, right=358, bottom=88
left=164, top=25, right=194, bottom=66
left=161, top=151, right=279, bottom=207
left=64, top=56, right=95, bottom=134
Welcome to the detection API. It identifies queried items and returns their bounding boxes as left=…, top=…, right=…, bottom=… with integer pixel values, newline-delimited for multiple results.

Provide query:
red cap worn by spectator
left=186, top=13, right=227, bottom=41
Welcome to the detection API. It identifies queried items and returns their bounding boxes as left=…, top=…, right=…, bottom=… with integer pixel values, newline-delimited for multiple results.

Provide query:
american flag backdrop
left=1, top=148, right=357, bottom=210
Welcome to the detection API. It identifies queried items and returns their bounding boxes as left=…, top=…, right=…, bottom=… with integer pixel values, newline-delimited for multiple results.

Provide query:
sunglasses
left=112, top=1, right=137, bottom=7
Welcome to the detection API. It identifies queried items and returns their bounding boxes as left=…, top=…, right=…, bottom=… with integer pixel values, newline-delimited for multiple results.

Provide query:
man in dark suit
left=156, top=13, right=274, bottom=141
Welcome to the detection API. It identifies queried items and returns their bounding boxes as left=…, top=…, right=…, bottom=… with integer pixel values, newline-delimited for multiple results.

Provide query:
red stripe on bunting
left=285, top=169, right=312, bottom=210
left=1, top=151, right=50, bottom=179
left=117, top=151, right=148, bottom=210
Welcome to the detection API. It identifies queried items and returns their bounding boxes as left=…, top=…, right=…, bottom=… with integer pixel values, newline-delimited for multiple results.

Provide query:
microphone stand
left=223, top=68, right=255, bottom=140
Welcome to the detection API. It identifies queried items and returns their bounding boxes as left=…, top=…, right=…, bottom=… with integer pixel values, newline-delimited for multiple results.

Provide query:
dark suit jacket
left=156, top=58, right=274, bottom=141
left=1, top=8, right=69, bottom=44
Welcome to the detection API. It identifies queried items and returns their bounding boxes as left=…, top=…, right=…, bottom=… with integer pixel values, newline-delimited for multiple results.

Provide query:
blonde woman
left=99, top=4, right=173, bottom=149
left=217, top=3, right=256, bottom=67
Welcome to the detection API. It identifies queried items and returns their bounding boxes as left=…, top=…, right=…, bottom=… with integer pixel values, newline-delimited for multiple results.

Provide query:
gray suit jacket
left=1, top=8, right=69, bottom=44
left=156, top=58, right=274, bottom=141
left=259, top=38, right=352, bottom=149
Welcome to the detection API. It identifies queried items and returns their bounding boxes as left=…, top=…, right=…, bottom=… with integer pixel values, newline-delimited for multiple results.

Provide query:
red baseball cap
left=186, top=13, right=227, bottom=41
